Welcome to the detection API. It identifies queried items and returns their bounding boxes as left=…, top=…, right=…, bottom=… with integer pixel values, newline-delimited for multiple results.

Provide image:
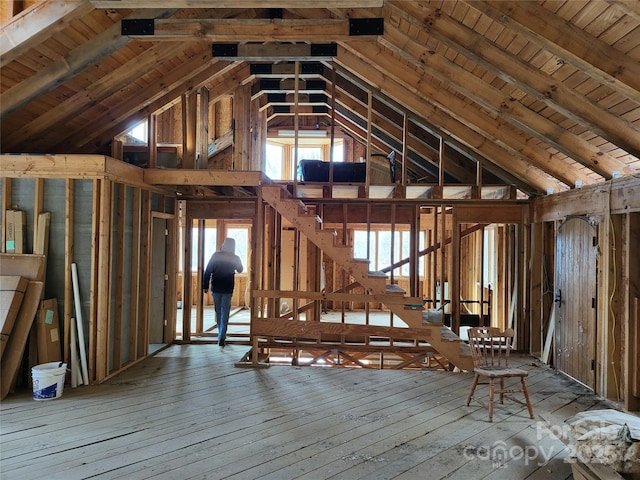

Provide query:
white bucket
left=32, top=362, right=67, bottom=401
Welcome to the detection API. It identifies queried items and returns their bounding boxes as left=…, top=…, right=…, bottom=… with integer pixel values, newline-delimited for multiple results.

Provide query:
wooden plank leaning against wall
left=531, top=175, right=640, bottom=411
left=0, top=154, right=177, bottom=385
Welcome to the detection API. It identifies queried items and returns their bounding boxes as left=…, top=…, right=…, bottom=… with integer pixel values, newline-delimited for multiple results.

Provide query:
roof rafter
left=338, top=42, right=583, bottom=188
left=466, top=0, right=640, bottom=101
left=386, top=1, right=640, bottom=157
left=0, top=0, right=95, bottom=65
left=373, top=31, right=624, bottom=178
left=333, top=47, right=560, bottom=193
left=0, top=8, right=178, bottom=120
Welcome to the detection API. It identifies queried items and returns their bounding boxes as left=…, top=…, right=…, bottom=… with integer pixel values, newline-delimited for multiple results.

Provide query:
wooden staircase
left=261, top=185, right=473, bottom=371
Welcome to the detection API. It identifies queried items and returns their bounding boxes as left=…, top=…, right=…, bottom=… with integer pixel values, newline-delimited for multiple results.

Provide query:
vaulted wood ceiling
left=1, top=0, right=639, bottom=197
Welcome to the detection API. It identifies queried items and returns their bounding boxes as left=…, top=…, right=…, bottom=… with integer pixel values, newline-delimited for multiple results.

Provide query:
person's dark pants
left=212, top=292, right=232, bottom=345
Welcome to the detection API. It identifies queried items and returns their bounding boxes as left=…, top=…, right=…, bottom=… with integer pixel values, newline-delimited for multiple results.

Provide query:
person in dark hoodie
left=203, top=237, right=243, bottom=348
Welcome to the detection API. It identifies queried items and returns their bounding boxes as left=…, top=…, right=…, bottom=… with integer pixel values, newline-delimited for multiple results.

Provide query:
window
left=226, top=227, right=249, bottom=273
left=294, top=147, right=323, bottom=161
left=192, top=226, right=217, bottom=271
left=265, top=143, right=283, bottom=180
left=483, top=227, right=496, bottom=289
left=354, top=229, right=425, bottom=277
left=265, top=138, right=344, bottom=180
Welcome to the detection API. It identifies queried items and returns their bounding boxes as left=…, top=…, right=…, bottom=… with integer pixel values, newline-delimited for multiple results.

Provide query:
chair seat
left=466, top=327, right=535, bottom=421
left=474, top=367, right=529, bottom=378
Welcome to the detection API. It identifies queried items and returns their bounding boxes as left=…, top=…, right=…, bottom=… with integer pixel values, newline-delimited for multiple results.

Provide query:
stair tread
left=368, top=271, right=388, bottom=277
left=440, top=326, right=462, bottom=341
left=422, top=309, right=444, bottom=324
left=385, top=284, right=405, bottom=294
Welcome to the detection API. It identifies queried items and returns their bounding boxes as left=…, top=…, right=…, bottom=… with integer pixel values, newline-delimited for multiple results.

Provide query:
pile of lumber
left=0, top=254, right=46, bottom=399
left=1, top=210, right=63, bottom=400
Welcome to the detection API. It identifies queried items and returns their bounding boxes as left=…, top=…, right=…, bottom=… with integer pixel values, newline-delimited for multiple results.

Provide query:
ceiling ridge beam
left=387, top=1, right=640, bottom=157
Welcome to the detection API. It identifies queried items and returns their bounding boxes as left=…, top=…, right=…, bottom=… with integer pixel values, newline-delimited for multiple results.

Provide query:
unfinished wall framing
left=1, top=155, right=177, bottom=384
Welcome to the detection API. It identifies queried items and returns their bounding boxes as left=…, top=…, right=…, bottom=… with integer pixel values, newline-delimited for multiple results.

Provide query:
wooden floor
left=1, top=344, right=610, bottom=480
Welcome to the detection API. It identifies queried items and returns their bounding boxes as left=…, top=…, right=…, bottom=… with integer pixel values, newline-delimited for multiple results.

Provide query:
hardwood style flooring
left=1, top=344, right=610, bottom=480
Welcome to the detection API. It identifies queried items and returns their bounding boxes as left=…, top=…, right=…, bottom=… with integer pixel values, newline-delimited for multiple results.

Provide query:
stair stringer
left=261, top=185, right=473, bottom=371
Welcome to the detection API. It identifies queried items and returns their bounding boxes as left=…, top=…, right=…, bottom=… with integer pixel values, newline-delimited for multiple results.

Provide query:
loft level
left=291, top=182, right=517, bottom=201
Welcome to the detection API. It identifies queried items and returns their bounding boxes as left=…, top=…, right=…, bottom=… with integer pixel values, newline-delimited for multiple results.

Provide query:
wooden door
left=555, top=217, right=597, bottom=389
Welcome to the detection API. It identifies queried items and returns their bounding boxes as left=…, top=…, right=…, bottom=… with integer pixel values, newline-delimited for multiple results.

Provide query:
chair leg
left=466, top=373, right=479, bottom=406
left=521, top=377, right=534, bottom=419
left=488, top=378, right=495, bottom=422
left=500, top=378, right=505, bottom=404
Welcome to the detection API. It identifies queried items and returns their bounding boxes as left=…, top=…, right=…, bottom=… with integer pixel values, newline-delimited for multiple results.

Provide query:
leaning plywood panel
left=0, top=275, right=28, bottom=358
left=0, top=254, right=46, bottom=281
left=0, top=280, right=43, bottom=400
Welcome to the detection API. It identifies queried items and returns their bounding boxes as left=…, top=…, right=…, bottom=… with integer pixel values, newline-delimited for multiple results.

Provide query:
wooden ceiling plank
left=340, top=43, right=586, bottom=188
left=605, top=0, right=640, bottom=22
left=91, top=1, right=383, bottom=8
left=388, top=1, right=640, bottom=158
left=0, top=8, right=177, bottom=120
left=131, top=18, right=377, bottom=42
left=4, top=41, right=192, bottom=151
left=373, top=31, right=627, bottom=178
left=0, top=0, right=95, bottom=65
left=466, top=1, right=640, bottom=102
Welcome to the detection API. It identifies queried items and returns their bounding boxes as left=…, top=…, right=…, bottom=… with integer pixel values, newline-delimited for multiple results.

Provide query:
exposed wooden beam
left=532, top=175, right=640, bottom=222
left=92, top=1, right=383, bottom=8
left=466, top=0, right=640, bottom=102
left=375, top=30, right=626, bottom=178
left=387, top=1, right=640, bottom=157
left=143, top=169, right=263, bottom=186
left=328, top=65, right=528, bottom=188
left=4, top=41, right=191, bottom=152
left=0, top=0, right=94, bottom=65
left=0, top=8, right=177, bottom=120
left=126, top=19, right=380, bottom=41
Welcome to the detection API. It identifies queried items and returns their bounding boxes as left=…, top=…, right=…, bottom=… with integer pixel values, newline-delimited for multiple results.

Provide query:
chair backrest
left=467, top=327, right=515, bottom=370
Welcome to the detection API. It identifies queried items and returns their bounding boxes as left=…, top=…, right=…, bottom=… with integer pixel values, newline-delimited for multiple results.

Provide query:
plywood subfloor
left=0, top=345, right=610, bottom=479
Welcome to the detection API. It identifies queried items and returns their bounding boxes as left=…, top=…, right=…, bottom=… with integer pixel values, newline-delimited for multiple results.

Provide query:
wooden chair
left=465, top=327, right=534, bottom=422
